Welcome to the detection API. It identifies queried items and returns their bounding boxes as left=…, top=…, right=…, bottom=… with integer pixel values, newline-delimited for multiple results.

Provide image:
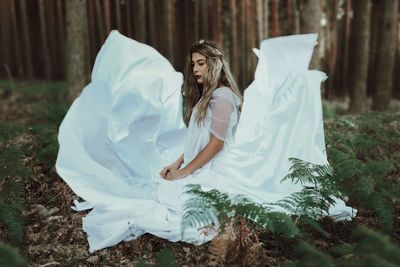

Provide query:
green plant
left=181, top=184, right=299, bottom=239
left=285, top=226, right=400, bottom=267
left=0, top=242, right=26, bottom=267
left=326, top=112, right=400, bottom=232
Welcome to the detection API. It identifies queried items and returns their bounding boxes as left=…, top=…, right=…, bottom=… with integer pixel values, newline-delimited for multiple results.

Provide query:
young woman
left=160, top=39, right=243, bottom=181
left=56, top=31, right=355, bottom=252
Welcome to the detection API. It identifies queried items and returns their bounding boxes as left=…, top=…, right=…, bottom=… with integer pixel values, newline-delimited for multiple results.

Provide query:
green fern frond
left=0, top=242, right=26, bottom=267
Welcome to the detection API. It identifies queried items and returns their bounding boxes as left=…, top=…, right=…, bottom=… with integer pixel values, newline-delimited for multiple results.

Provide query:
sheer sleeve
left=209, top=88, right=236, bottom=141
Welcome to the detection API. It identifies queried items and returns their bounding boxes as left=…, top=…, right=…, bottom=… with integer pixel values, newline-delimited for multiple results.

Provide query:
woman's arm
left=165, top=134, right=224, bottom=180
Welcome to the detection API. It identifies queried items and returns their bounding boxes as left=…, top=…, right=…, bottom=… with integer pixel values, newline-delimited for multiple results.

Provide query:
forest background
left=0, top=0, right=400, bottom=266
left=1, top=0, right=399, bottom=111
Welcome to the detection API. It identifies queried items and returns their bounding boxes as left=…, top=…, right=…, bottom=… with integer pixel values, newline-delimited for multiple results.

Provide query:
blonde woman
left=160, top=39, right=242, bottom=181
left=56, top=31, right=354, bottom=252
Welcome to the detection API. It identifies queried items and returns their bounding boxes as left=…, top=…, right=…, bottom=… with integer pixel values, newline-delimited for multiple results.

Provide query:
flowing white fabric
left=56, top=30, right=355, bottom=252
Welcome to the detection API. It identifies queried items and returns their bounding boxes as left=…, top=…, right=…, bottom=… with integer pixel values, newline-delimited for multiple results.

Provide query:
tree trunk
left=199, top=0, right=208, bottom=38
left=10, top=0, right=23, bottom=78
left=18, top=0, right=34, bottom=79
left=38, top=0, right=52, bottom=79
left=148, top=0, right=159, bottom=48
left=229, top=0, right=238, bottom=80
left=103, top=0, right=111, bottom=36
left=133, top=0, right=146, bottom=42
left=263, top=0, right=269, bottom=38
left=271, top=0, right=280, bottom=37
left=0, top=0, right=11, bottom=78
left=222, top=0, right=231, bottom=66
left=66, top=0, right=88, bottom=103
left=94, top=0, right=105, bottom=41
left=246, top=0, right=256, bottom=87
left=347, top=0, right=371, bottom=113
left=56, top=0, right=65, bottom=79
left=255, top=0, right=263, bottom=43
left=47, top=0, right=59, bottom=79
left=333, top=0, right=350, bottom=99
left=115, top=0, right=121, bottom=31
left=372, top=0, right=398, bottom=111
left=300, top=0, right=322, bottom=69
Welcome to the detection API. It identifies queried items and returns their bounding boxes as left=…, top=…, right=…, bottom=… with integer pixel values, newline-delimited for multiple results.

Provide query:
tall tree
left=38, top=0, right=52, bottom=79
left=10, top=0, right=23, bottom=77
left=18, top=0, right=34, bottom=79
left=347, top=0, right=371, bottom=113
left=300, top=0, right=322, bottom=69
left=0, top=0, right=11, bottom=78
left=133, top=0, right=146, bottom=43
left=372, top=0, right=398, bottom=111
left=271, top=0, right=280, bottom=37
left=56, top=0, right=65, bottom=79
left=66, top=0, right=88, bottom=103
left=263, top=0, right=269, bottom=38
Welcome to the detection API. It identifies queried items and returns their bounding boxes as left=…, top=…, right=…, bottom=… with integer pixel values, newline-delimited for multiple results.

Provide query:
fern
left=30, top=125, right=58, bottom=170
left=325, top=111, right=400, bottom=232
left=182, top=184, right=299, bottom=239
left=0, top=242, right=26, bottom=267
left=286, top=226, right=400, bottom=267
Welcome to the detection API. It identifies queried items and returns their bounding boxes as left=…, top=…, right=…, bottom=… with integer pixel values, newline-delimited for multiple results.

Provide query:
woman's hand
left=159, top=161, right=180, bottom=178
left=163, top=169, right=188, bottom=181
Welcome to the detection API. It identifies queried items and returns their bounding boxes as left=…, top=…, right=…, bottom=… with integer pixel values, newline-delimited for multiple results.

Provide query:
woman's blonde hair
left=182, top=39, right=243, bottom=126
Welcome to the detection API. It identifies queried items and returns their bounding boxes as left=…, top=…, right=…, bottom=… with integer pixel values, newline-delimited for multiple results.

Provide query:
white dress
left=56, top=30, right=355, bottom=252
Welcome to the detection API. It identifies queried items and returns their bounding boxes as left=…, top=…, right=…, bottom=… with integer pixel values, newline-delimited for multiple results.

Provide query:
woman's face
left=191, top=52, right=208, bottom=84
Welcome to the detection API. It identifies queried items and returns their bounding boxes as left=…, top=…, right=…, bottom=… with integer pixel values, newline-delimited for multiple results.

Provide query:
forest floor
left=0, top=80, right=399, bottom=267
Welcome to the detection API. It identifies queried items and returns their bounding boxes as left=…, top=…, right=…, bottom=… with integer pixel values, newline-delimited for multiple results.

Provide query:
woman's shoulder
left=212, top=86, right=240, bottom=106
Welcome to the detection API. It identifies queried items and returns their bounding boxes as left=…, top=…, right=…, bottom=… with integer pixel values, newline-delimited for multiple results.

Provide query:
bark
left=372, top=0, right=398, bottom=110
left=87, top=0, right=97, bottom=63
left=263, top=0, right=269, bottom=38
left=325, top=0, right=339, bottom=100
left=286, top=0, right=295, bottom=34
left=66, top=0, right=88, bottom=103
left=160, top=0, right=174, bottom=65
left=148, top=0, right=158, bottom=47
left=0, top=0, right=11, bottom=78
left=222, top=0, right=231, bottom=66
left=56, top=0, right=65, bottom=79
left=18, top=0, right=34, bottom=79
left=47, top=0, right=59, bottom=79
left=199, top=0, right=208, bottom=38
left=10, top=0, right=23, bottom=77
left=238, top=0, right=246, bottom=89
left=210, top=0, right=222, bottom=46
left=133, top=0, right=146, bottom=42
left=347, top=0, right=371, bottom=113
left=300, top=0, right=322, bottom=69
left=38, top=0, right=52, bottom=79
left=255, top=0, right=263, bottom=44
left=193, top=0, right=200, bottom=40
left=103, top=0, right=111, bottom=35
left=271, top=0, right=280, bottom=37
left=245, top=0, right=257, bottom=87
left=333, top=0, right=349, bottom=99
left=115, top=0, right=121, bottom=31
left=229, top=0, right=238, bottom=80
left=125, top=0, right=132, bottom=37
left=94, top=0, right=105, bottom=41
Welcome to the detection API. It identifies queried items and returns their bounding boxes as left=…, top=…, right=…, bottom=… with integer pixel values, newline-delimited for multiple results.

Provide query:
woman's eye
left=199, top=63, right=204, bottom=66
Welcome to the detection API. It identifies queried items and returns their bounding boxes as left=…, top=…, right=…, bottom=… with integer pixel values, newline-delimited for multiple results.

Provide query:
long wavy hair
left=182, top=39, right=243, bottom=126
